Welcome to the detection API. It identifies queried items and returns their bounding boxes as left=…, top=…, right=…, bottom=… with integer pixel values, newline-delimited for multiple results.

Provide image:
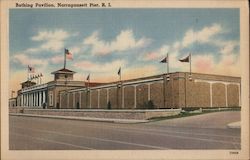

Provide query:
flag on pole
left=160, top=55, right=168, bottom=63
left=65, top=48, right=73, bottom=60
left=86, top=74, right=90, bottom=81
left=179, top=54, right=190, bottom=62
left=160, top=53, right=170, bottom=78
left=28, top=65, right=35, bottom=73
left=179, top=53, right=192, bottom=80
left=117, top=67, right=121, bottom=75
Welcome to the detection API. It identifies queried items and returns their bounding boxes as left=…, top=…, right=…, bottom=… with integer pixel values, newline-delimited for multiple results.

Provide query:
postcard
left=1, top=0, right=249, bottom=159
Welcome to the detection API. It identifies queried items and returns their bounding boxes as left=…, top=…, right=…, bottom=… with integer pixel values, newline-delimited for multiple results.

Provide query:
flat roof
left=51, top=68, right=76, bottom=74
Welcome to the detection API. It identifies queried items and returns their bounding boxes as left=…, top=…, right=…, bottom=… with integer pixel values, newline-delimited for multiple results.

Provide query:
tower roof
left=51, top=68, right=76, bottom=74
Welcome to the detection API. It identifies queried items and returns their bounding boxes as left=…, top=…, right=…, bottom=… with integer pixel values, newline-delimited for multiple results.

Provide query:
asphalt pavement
left=9, top=111, right=241, bottom=150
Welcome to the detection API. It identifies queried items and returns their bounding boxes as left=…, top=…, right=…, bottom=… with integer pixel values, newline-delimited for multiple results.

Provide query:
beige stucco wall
left=99, top=89, right=107, bottom=109
left=150, top=82, right=164, bottom=109
left=227, top=84, right=240, bottom=107
left=58, top=72, right=240, bottom=109
left=15, top=108, right=181, bottom=120
left=124, top=86, right=135, bottom=109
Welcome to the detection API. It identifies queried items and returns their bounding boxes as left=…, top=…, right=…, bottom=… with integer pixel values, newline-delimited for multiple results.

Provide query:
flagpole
left=120, top=67, right=121, bottom=83
left=167, top=53, right=169, bottom=75
left=189, top=53, right=192, bottom=81
left=190, top=53, right=192, bottom=75
left=88, top=74, right=90, bottom=90
left=27, top=66, right=29, bottom=81
left=64, top=49, right=66, bottom=69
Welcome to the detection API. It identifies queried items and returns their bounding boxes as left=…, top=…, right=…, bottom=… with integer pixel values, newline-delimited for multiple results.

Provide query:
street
left=9, top=111, right=240, bottom=150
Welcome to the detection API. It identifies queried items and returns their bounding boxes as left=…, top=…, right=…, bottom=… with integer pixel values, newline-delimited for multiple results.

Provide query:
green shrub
left=139, top=100, right=155, bottom=109
left=107, top=101, right=111, bottom=110
left=147, top=100, right=155, bottom=109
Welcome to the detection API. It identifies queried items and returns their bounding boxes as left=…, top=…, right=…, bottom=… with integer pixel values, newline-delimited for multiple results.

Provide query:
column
left=35, top=92, right=38, bottom=106
left=30, top=93, right=32, bottom=107
left=89, top=90, right=92, bottom=109
left=148, top=83, right=151, bottom=101
left=60, top=93, right=62, bottom=108
left=39, top=91, right=42, bottom=106
left=210, top=83, right=213, bottom=107
left=23, top=94, right=25, bottom=106
left=238, top=84, right=241, bottom=106
left=25, top=94, right=27, bottom=106
left=37, top=92, right=39, bottom=106
left=29, top=93, right=31, bottom=106
left=98, top=90, right=100, bottom=109
left=225, top=84, right=228, bottom=107
left=21, top=95, right=23, bottom=106
left=22, top=94, right=24, bottom=106
left=73, top=93, right=75, bottom=108
left=35, top=92, right=37, bottom=106
left=79, top=92, right=81, bottom=109
left=122, top=87, right=124, bottom=109
left=134, top=85, right=137, bottom=109
left=67, top=93, right=69, bottom=108
left=43, top=91, right=45, bottom=104
left=24, top=94, right=26, bottom=106
left=31, top=93, right=33, bottom=106
left=107, top=88, right=109, bottom=103
left=33, top=93, right=35, bottom=106
left=31, top=93, right=33, bottom=107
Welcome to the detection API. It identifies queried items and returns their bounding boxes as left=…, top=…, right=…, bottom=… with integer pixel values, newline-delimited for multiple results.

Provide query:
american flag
left=65, top=48, right=73, bottom=60
left=28, top=65, right=35, bottom=73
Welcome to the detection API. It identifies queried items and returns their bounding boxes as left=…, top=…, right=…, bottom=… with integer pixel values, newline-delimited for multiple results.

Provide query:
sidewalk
left=9, top=113, right=149, bottom=124
left=227, top=121, right=241, bottom=129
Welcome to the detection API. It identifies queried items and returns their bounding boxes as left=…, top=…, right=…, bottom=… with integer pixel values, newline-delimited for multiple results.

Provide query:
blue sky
left=9, top=9, right=240, bottom=92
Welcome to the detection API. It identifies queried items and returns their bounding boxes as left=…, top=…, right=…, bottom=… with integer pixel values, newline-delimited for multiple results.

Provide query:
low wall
left=9, top=108, right=181, bottom=120
left=9, top=107, right=23, bottom=113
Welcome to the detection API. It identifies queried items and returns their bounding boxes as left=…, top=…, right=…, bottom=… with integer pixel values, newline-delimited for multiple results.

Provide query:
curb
left=9, top=113, right=149, bottom=124
left=227, top=121, right=241, bottom=129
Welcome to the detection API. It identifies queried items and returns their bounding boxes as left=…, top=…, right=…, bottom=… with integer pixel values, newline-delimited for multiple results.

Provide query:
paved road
left=9, top=111, right=240, bottom=150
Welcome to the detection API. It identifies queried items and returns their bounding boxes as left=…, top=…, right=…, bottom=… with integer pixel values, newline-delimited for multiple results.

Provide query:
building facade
left=15, top=68, right=85, bottom=108
left=10, top=68, right=241, bottom=109
left=59, top=72, right=241, bottom=109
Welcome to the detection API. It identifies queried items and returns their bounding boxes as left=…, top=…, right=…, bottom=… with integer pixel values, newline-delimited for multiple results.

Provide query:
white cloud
left=32, top=29, right=69, bottom=41
left=50, top=55, right=64, bottom=64
left=182, top=23, right=222, bottom=47
left=83, top=30, right=151, bottom=55
left=192, top=54, right=215, bottom=73
left=12, top=53, right=47, bottom=66
left=143, top=45, right=170, bottom=61
left=27, top=29, right=75, bottom=53
left=70, top=46, right=81, bottom=55
left=12, top=53, right=50, bottom=79
left=142, top=23, right=240, bottom=76
left=218, top=40, right=238, bottom=55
